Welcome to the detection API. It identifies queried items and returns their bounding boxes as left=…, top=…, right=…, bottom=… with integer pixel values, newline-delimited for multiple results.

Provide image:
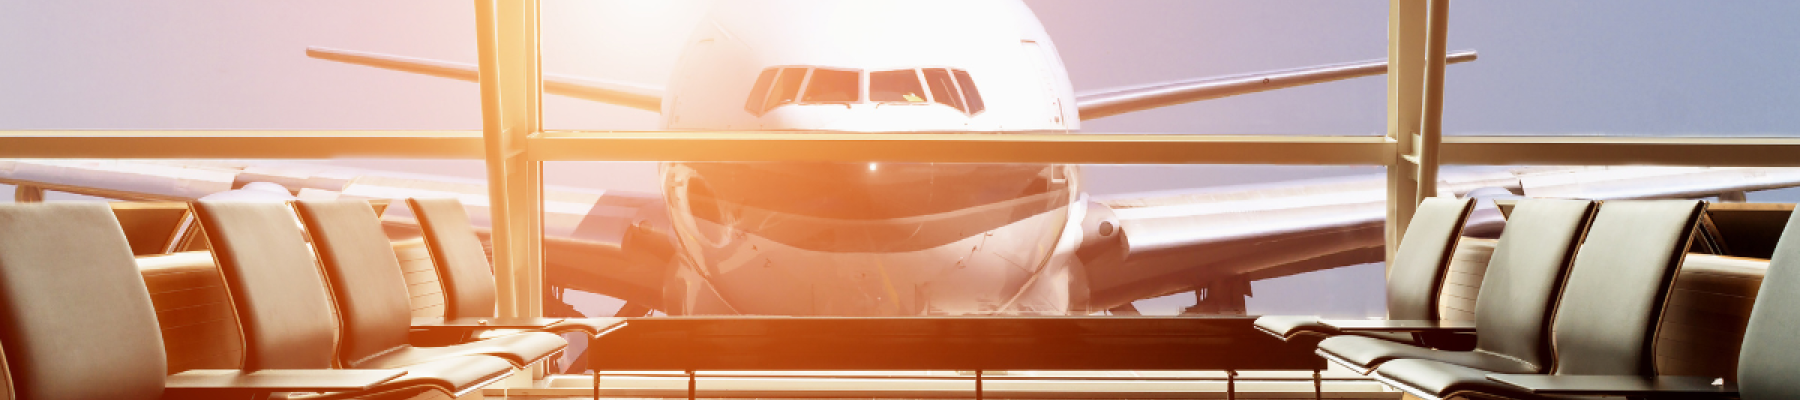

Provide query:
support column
left=1419, top=0, right=1450, bottom=201
left=475, top=0, right=546, bottom=380
left=1385, top=0, right=1427, bottom=265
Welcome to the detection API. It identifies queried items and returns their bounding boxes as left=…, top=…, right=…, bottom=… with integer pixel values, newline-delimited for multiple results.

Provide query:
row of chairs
left=1258, top=198, right=1797, bottom=399
left=0, top=199, right=613, bottom=399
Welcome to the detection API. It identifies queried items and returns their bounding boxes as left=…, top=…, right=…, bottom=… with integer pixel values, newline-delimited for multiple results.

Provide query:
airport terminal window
left=802, top=69, right=860, bottom=102
left=744, top=68, right=779, bottom=114
left=870, top=69, right=927, bottom=103
left=922, top=68, right=966, bottom=113
left=953, top=69, right=984, bottom=114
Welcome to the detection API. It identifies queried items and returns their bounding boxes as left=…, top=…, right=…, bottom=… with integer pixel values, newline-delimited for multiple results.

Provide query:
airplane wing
left=1075, top=166, right=1800, bottom=312
left=0, top=159, right=676, bottom=315
left=1075, top=50, right=1477, bottom=120
left=306, top=47, right=665, bottom=113
left=11, top=160, right=1800, bottom=316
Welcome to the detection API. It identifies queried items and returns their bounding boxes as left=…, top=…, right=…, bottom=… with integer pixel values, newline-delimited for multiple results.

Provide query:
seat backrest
left=1550, top=200, right=1703, bottom=376
left=408, top=198, right=498, bottom=319
left=1470, top=199, right=1595, bottom=372
left=1, top=339, right=11, bottom=400
left=1739, top=208, right=1800, bottom=399
left=1387, top=197, right=1475, bottom=321
left=293, top=200, right=413, bottom=368
left=192, top=201, right=338, bottom=370
left=0, top=203, right=167, bottom=399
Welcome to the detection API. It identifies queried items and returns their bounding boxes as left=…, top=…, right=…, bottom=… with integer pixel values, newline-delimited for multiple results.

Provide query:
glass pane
left=801, top=69, right=860, bottom=102
left=1444, top=2, right=1800, bottom=137
left=869, top=69, right=926, bottom=103
left=953, top=69, right=985, bottom=114
left=765, top=67, right=808, bottom=109
left=744, top=68, right=779, bottom=113
left=540, top=161, right=1403, bottom=319
left=922, top=68, right=965, bottom=112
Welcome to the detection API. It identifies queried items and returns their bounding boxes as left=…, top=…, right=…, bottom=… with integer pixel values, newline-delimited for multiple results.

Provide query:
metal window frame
left=5, top=0, right=1800, bottom=324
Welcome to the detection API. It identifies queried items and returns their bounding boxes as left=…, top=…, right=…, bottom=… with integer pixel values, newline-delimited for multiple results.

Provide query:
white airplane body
left=9, top=0, right=1791, bottom=318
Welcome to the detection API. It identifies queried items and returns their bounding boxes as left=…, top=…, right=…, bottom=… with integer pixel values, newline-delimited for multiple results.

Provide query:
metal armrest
left=1486, top=374, right=1737, bottom=397
left=1318, top=319, right=1475, bottom=333
left=409, top=317, right=565, bottom=331
left=164, top=369, right=407, bottom=396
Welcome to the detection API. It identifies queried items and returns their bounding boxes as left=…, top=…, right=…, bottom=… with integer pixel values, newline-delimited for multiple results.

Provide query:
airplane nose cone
left=661, top=162, right=1077, bottom=315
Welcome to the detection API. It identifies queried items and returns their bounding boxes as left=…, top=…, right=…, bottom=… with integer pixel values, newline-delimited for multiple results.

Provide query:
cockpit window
left=747, top=66, right=983, bottom=115
left=922, top=68, right=965, bottom=113
left=953, top=69, right=984, bottom=114
left=870, top=69, right=927, bottom=103
left=802, top=69, right=860, bottom=102
left=766, top=67, right=808, bottom=108
left=744, top=68, right=779, bottom=114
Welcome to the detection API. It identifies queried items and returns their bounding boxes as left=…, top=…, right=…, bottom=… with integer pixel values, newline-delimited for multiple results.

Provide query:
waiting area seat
left=1254, top=197, right=1476, bottom=349
left=194, top=202, right=565, bottom=374
left=287, top=199, right=571, bottom=369
left=0, top=203, right=505, bottom=399
left=1314, top=199, right=1596, bottom=374
left=1367, top=200, right=1708, bottom=400
left=408, top=197, right=622, bottom=338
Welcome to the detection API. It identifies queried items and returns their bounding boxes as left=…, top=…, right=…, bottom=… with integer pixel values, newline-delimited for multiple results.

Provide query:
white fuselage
left=651, top=0, right=1091, bottom=315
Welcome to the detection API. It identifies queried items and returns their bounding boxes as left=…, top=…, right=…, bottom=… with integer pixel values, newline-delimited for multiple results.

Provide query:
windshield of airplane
left=802, top=69, right=860, bottom=102
left=766, top=67, right=807, bottom=109
left=743, top=68, right=779, bottom=114
left=748, top=66, right=985, bottom=115
left=954, top=69, right=984, bottom=114
left=869, top=69, right=927, bottom=103
left=922, top=68, right=965, bottom=113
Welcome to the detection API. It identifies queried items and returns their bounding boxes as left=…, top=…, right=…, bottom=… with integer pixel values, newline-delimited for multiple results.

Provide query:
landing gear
left=1183, top=278, right=1251, bottom=315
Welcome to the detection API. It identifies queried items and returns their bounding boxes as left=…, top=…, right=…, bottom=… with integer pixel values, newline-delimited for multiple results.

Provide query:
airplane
left=6, top=0, right=1799, bottom=319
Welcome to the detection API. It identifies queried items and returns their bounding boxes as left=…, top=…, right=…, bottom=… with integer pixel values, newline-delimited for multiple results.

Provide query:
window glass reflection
left=802, top=69, right=860, bottom=102
left=870, top=69, right=926, bottom=103
left=766, top=67, right=808, bottom=108
left=922, top=68, right=964, bottom=112
left=744, top=68, right=779, bottom=114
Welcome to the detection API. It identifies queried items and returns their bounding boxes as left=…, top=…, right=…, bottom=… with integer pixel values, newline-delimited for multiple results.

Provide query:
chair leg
left=687, top=369, right=696, bottom=400
left=1226, top=370, right=1237, bottom=400
left=975, top=370, right=984, bottom=400
left=592, top=369, right=600, bottom=400
left=1314, top=369, right=1323, bottom=400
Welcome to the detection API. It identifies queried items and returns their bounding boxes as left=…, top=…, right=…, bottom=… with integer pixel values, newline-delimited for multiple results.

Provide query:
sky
left=5, top=1, right=1800, bottom=316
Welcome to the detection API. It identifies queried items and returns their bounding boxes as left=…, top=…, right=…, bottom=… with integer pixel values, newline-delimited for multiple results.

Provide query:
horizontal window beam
left=8, top=131, right=1800, bottom=168
left=0, top=131, right=485, bottom=159
left=1443, top=136, right=1800, bottom=167
left=530, top=131, right=1389, bottom=165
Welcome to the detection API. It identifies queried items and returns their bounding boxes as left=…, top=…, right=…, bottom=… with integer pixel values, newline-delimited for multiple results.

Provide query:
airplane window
left=802, top=69, right=860, bottom=102
left=923, top=68, right=966, bottom=113
left=744, top=68, right=779, bottom=114
left=954, top=69, right=984, bottom=114
left=766, top=67, right=808, bottom=109
left=870, top=69, right=927, bottom=103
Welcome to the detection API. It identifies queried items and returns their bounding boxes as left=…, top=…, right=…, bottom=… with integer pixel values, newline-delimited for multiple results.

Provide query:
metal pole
left=1418, top=0, right=1451, bottom=202
left=1226, top=370, right=1237, bottom=400
left=975, top=370, right=984, bottom=400
left=1314, top=369, right=1323, bottom=400
left=472, top=0, right=545, bottom=322
left=1384, top=0, right=1428, bottom=267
